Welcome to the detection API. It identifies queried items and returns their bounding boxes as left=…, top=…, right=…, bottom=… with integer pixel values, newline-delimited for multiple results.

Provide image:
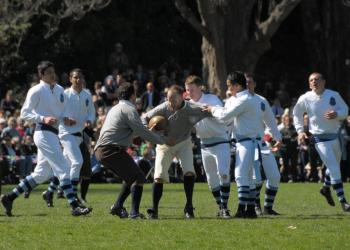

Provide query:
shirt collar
left=119, top=100, right=136, bottom=108
left=236, top=89, right=249, bottom=98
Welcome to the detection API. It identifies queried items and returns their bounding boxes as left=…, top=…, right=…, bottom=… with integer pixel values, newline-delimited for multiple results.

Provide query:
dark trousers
left=95, top=145, right=145, bottom=185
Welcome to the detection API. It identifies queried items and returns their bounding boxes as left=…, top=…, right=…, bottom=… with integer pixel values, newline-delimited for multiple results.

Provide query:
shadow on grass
left=259, top=213, right=348, bottom=220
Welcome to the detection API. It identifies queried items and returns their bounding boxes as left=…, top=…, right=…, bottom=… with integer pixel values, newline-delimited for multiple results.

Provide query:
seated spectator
left=0, top=90, right=20, bottom=117
left=0, top=118, right=6, bottom=135
left=0, top=133, right=21, bottom=183
left=20, top=135, right=36, bottom=180
left=16, top=117, right=26, bottom=139
left=1, top=116, right=20, bottom=139
left=92, top=81, right=106, bottom=109
left=271, top=98, right=284, bottom=117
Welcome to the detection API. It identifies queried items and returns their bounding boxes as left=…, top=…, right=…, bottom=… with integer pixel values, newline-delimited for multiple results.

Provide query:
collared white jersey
left=191, top=93, right=229, bottom=140
left=293, top=89, right=348, bottom=135
left=212, top=90, right=263, bottom=139
left=21, top=80, right=66, bottom=129
left=59, top=88, right=96, bottom=136
left=252, top=93, right=282, bottom=141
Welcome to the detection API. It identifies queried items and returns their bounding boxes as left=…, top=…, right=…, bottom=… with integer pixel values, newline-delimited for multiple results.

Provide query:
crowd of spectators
left=1, top=46, right=350, bottom=188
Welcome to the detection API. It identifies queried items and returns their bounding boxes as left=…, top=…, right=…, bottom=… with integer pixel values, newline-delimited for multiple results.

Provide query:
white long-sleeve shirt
left=21, top=80, right=66, bottom=129
left=59, top=88, right=96, bottom=136
left=252, top=93, right=282, bottom=141
left=212, top=90, right=262, bottom=139
left=293, top=89, right=348, bottom=135
left=191, top=93, right=229, bottom=142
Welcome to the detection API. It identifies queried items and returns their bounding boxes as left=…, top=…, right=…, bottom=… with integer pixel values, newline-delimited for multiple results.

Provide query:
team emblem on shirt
left=330, top=97, right=336, bottom=106
left=261, top=102, right=265, bottom=111
left=60, top=94, right=64, bottom=103
left=86, top=99, right=89, bottom=107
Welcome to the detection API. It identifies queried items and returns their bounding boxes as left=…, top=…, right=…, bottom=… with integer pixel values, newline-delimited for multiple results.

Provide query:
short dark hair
left=184, top=75, right=203, bottom=86
left=168, top=84, right=184, bottom=95
left=69, top=68, right=83, bottom=77
left=37, top=61, right=54, bottom=76
left=227, top=71, right=246, bottom=87
left=117, top=82, right=135, bottom=100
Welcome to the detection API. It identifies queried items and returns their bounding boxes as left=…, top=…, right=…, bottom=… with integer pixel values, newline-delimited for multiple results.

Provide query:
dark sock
left=152, top=182, right=163, bottom=212
left=115, top=182, right=131, bottom=208
left=80, top=178, right=90, bottom=201
left=184, top=175, right=195, bottom=208
left=130, top=185, right=143, bottom=215
left=255, top=184, right=263, bottom=206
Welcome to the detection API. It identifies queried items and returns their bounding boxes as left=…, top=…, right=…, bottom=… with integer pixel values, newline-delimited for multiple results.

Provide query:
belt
left=35, top=123, right=58, bottom=135
left=237, top=137, right=261, bottom=143
left=201, top=140, right=230, bottom=148
left=72, top=132, right=82, bottom=137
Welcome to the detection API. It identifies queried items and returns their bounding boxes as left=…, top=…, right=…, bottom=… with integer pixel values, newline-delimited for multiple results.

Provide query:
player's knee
left=134, top=172, right=146, bottom=185
left=184, top=171, right=195, bottom=176
left=154, top=178, right=164, bottom=184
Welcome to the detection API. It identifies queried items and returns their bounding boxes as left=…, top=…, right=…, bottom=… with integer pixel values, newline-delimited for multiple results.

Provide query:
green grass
left=0, top=183, right=350, bottom=249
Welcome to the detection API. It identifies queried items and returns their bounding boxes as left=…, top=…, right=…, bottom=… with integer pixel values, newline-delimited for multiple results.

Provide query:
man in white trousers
left=245, top=74, right=282, bottom=215
left=185, top=75, right=232, bottom=219
left=293, top=72, right=350, bottom=212
left=1, top=61, right=90, bottom=216
left=42, top=68, right=95, bottom=208
left=206, top=71, right=264, bottom=218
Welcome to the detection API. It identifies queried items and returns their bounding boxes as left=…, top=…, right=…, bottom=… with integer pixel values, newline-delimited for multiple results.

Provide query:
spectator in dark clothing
left=141, top=82, right=161, bottom=112
left=279, top=114, right=298, bottom=182
left=101, top=75, right=118, bottom=108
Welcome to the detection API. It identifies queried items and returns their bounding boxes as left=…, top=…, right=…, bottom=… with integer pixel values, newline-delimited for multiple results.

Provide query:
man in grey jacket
left=95, top=82, right=168, bottom=219
left=142, top=84, right=211, bottom=219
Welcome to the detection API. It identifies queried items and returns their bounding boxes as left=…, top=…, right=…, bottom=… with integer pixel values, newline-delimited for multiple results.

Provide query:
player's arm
left=333, top=92, right=349, bottom=120
left=127, top=108, right=165, bottom=145
left=292, top=95, right=308, bottom=142
left=20, top=87, right=44, bottom=124
left=211, top=96, right=246, bottom=123
left=141, top=102, right=167, bottom=126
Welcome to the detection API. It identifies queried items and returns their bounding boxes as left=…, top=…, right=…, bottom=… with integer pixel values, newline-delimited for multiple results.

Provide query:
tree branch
left=174, top=0, right=211, bottom=40
left=258, top=0, right=301, bottom=39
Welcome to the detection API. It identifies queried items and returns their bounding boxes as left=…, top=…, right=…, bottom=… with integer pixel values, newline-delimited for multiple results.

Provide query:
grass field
left=0, top=183, right=350, bottom=250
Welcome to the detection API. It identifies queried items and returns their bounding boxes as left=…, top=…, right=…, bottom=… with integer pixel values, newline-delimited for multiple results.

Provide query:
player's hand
left=324, top=110, right=337, bottom=119
left=85, top=120, right=92, bottom=129
left=202, top=105, right=213, bottom=113
left=165, top=137, right=177, bottom=146
left=43, top=116, right=58, bottom=125
left=271, top=140, right=282, bottom=152
left=297, top=132, right=308, bottom=144
left=63, top=117, right=76, bottom=126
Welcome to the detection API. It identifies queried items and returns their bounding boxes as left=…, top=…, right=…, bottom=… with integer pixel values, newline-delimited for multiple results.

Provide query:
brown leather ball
left=148, top=115, right=168, bottom=131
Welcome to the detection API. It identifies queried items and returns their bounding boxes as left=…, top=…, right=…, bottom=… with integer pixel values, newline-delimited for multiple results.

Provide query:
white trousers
left=31, top=130, right=70, bottom=184
left=315, top=139, right=342, bottom=183
left=201, top=143, right=231, bottom=189
left=60, top=134, right=83, bottom=180
left=253, top=150, right=281, bottom=188
left=235, top=140, right=259, bottom=188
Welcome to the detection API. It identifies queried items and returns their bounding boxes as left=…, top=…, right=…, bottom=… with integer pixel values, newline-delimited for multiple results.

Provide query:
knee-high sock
left=332, top=180, right=347, bottom=204
left=323, top=172, right=331, bottom=188
left=71, top=178, right=79, bottom=196
left=220, top=182, right=230, bottom=209
left=264, top=185, right=278, bottom=209
left=184, top=175, right=195, bottom=208
left=114, top=182, right=131, bottom=208
left=60, top=179, right=79, bottom=208
left=152, top=182, right=163, bottom=211
left=47, top=176, right=59, bottom=194
left=130, top=185, right=143, bottom=215
left=211, top=186, right=221, bottom=207
left=9, top=175, right=37, bottom=201
left=237, top=186, right=250, bottom=206
left=80, top=178, right=90, bottom=201
left=255, top=184, right=263, bottom=206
